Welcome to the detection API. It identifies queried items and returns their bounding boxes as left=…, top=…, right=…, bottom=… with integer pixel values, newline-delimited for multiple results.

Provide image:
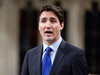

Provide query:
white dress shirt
left=42, top=37, right=62, bottom=64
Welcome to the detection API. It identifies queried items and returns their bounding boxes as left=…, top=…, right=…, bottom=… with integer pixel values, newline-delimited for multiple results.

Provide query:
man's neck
left=43, top=36, right=61, bottom=46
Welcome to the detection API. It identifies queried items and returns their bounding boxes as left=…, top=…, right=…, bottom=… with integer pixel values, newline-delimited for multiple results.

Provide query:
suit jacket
left=21, top=39, right=88, bottom=75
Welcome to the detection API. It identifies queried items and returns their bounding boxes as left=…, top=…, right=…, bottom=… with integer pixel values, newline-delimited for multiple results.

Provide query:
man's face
left=39, top=11, right=64, bottom=45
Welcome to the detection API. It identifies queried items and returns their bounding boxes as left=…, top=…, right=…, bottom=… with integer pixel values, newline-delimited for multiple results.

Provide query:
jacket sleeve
left=21, top=52, right=29, bottom=75
left=72, top=50, right=88, bottom=75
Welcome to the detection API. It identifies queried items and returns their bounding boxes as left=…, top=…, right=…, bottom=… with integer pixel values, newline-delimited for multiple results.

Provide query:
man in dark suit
left=21, top=5, right=88, bottom=75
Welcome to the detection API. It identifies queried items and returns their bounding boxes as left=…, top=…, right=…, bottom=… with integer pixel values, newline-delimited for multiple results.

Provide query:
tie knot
left=46, top=47, right=51, bottom=53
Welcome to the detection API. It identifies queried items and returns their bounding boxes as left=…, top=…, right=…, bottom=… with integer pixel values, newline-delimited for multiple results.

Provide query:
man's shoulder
left=27, top=44, right=43, bottom=54
left=61, top=41, right=85, bottom=60
left=67, top=42, right=83, bottom=50
left=61, top=39, right=84, bottom=53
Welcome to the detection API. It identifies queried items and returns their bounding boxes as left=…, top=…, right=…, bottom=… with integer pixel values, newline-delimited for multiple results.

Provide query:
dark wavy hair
left=38, top=5, right=64, bottom=24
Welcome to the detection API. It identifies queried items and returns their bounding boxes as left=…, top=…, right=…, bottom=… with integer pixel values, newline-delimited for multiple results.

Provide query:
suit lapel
left=35, top=45, right=43, bottom=75
left=49, top=40, right=68, bottom=75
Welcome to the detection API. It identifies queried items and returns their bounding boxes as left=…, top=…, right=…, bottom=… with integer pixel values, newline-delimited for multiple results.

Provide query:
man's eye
left=51, top=20, right=55, bottom=23
left=41, top=20, right=45, bottom=23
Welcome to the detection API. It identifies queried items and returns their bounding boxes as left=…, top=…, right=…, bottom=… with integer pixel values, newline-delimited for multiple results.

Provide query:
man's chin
left=43, top=37, right=57, bottom=45
left=45, top=38, right=54, bottom=42
left=46, top=39, right=52, bottom=42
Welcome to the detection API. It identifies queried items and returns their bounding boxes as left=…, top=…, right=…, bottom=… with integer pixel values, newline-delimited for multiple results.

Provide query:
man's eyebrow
left=50, top=17, right=56, bottom=20
left=41, top=17, right=47, bottom=20
left=41, top=17, right=57, bottom=20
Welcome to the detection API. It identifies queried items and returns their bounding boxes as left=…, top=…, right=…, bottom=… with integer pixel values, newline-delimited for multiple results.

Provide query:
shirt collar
left=43, top=37, right=62, bottom=53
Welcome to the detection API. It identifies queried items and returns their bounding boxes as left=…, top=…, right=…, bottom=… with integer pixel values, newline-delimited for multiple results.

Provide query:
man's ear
left=60, top=22, right=64, bottom=30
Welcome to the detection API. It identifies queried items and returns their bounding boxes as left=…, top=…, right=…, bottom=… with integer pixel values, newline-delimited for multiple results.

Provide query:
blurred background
left=0, top=0, right=100, bottom=75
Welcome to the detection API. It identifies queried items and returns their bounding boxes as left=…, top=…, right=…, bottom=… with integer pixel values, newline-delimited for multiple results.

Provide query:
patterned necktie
left=42, top=47, right=52, bottom=75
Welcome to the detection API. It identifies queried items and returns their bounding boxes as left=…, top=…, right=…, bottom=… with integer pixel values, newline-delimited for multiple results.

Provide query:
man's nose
left=45, top=21, right=51, bottom=28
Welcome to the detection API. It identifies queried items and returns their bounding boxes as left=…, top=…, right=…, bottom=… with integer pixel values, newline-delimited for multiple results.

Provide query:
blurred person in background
left=21, top=5, right=88, bottom=75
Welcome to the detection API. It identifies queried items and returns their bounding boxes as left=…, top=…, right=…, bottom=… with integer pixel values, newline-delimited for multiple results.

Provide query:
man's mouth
left=45, top=31, right=52, bottom=33
left=45, top=31, right=53, bottom=35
